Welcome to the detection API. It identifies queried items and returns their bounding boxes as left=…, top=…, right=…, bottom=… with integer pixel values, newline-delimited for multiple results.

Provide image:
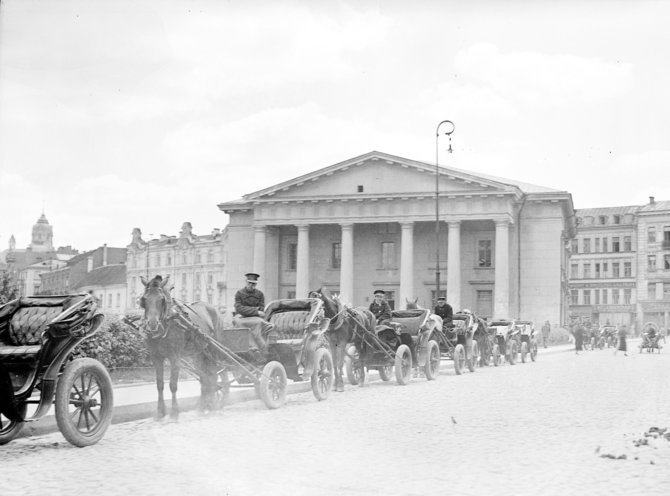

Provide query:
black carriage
left=639, top=322, right=663, bottom=354
left=514, top=320, right=538, bottom=363
left=488, top=318, right=519, bottom=366
left=0, top=294, right=112, bottom=446
left=432, top=311, right=483, bottom=374
left=345, top=308, right=440, bottom=386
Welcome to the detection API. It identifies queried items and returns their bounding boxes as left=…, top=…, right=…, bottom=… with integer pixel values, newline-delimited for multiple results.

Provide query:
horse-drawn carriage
left=0, top=294, right=112, bottom=446
left=639, top=323, right=662, bottom=354
left=599, top=325, right=618, bottom=349
left=431, top=310, right=484, bottom=374
left=488, top=318, right=519, bottom=365
left=514, top=320, right=538, bottom=363
left=344, top=308, right=441, bottom=386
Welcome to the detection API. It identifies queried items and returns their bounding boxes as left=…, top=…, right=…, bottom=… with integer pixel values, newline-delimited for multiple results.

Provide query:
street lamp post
left=435, top=120, right=455, bottom=305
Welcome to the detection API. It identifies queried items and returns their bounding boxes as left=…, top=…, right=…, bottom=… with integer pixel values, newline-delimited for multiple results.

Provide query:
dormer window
left=613, top=215, right=621, bottom=224
left=598, top=216, right=607, bottom=225
left=357, top=185, right=364, bottom=193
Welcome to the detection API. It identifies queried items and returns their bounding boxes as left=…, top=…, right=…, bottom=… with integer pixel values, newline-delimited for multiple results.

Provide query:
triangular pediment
left=243, top=151, right=520, bottom=202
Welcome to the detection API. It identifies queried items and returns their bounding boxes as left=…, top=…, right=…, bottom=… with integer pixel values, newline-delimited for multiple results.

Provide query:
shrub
left=548, top=327, right=572, bottom=344
left=72, top=314, right=151, bottom=370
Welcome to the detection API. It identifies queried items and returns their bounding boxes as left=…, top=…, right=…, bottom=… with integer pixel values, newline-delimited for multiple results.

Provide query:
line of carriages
left=0, top=294, right=539, bottom=448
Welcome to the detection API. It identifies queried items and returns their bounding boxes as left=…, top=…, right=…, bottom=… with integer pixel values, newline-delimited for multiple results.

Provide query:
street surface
left=2, top=341, right=670, bottom=496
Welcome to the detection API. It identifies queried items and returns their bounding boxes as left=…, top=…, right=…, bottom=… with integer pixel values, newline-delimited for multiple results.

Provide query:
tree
left=0, top=271, right=18, bottom=305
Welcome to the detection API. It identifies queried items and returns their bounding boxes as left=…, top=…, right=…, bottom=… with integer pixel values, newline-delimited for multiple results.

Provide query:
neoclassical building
left=218, top=151, right=576, bottom=325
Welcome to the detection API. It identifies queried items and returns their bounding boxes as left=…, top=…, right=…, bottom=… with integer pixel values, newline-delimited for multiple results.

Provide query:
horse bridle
left=140, top=285, right=173, bottom=339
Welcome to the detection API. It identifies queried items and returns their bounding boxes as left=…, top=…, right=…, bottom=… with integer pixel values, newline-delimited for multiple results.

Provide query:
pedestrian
left=433, top=296, right=453, bottom=329
left=574, top=323, right=584, bottom=355
left=614, top=324, right=628, bottom=356
left=233, top=272, right=274, bottom=353
left=660, top=326, right=667, bottom=344
left=369, top=289, right=392, bottom=325
left=541, top=320, right=551, bottom=348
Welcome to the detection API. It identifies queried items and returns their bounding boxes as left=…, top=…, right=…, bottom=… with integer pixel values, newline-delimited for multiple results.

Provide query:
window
left=182, top=253, right=188, bottom=264
left=595, top=238, right=601, bottom=252
left=107, top=294, right=112, bottom=307
left=612, top=289, right=620, bottom=305
left=331, top=243, right=341, bottom=269
left=583, top=290, right=591, bottom=305
left=116, top=293, right=121, bottom=307
left=612, top=237, right=620, bottom=253
left=477, top=240, right=492, bottom=268
left=181, top=273, right=187, bottom=287
left=664, top=283, right=670, bottom=299
left=287, top=243, right=297, bottom=270
left=666, top=255, right=670, bottom=270
left=623, top=289, right=632, bottom=304
left=570, top=290, right=579, bottom=305
left=649, top=227, right=656, bottom=243
left=602, top=289, right=608, bottom=304
left=598, top=216, right=607, bottom=225
left=207, top=294, right=213, bottom=304
left=195, top=251, right=202, bottom=264
left=381, top=242, right=395, bottom=269
left=648, top=255, right=656, bottom=271
left=624, top=236, right=632, bottom=252
left=613, top=215, right=621, bottom=224
left=207, top=272, right=213, bottom=285
left=571, top=239, right=579, bottom=253
left=207, top=250, right=214, bottom=263
left=594, top=289, right=600, bottom=305
left=612, top=263, right=620, bottom=278
left=583, top=238, right=591, bottom=253
left=648, top=283, right=657, bottom=299
left=357, top=185, right=364, bottom=193
left=571, top=264, right=578, bottom=278
left=602, top=262, right=608, bottom=276
left=385, top=290, right=397, bottom=310
left=287, top=290, right=296, bottom=299
left=583, top=264, right=591, bottom=279
left=155, top=254, right=161, bottom=267
left=602, top=238, right=608, bottom=253
left=624, top=262, right=631, bottom=277
left=195, top=272, right=201, bottom=288
left=595, top=263, right=601, bottom=279
left=665, top=228, right=670, bottom=243
left=431, top=290, right=447, bottom=303
left=166, top=253, right=172, bottom=266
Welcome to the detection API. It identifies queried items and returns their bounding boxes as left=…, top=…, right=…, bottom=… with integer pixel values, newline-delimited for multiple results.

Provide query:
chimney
left=87, top=256, right=93, bottom=272
left=103, top=244, right=108, bottom=266
left=649, top=196, right=656, bottom=204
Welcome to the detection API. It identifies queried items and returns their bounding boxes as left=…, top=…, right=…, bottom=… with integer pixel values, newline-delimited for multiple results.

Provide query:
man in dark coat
left=369, top=290, right=392, bottom=324
left=233, top=272, right=273, bottom=351
left=433, top=297, right=453, bottom=329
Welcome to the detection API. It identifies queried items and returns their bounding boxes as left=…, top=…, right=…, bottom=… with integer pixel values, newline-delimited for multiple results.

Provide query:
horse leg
left=169, top=356, right=180, bottom=419
left=195, top=354, right=215, bottom=413
left=155, top=358, right=166, bottom=419
left=332, top=336, right=345, bottom=392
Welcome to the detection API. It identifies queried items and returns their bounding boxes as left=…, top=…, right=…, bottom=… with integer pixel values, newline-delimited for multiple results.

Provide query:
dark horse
left=310, top=287, right=376, bottom=392
left=139, top=275, right=220, bottom=418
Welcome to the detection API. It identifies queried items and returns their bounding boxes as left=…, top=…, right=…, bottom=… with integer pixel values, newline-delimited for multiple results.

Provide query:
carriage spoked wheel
left=423, top=340, right=440, bottom=380
left=530, top=340, right=538, bottom=362
left=492, top=344, right=501, bottom=367
left=0, top=402, right=28, bottom=445
left=259, top=361, right=287, bottom=409
left=310, top=347, right=333, bottom=401
left=453, top=344, right=465, bottom=375
left=394, top=344, right=412, bottom=385
left=345, top=345, right=365, bottom=386
left=378, top=365, right=393, bottom=382
left=467, top=341, right=479, bottom=373
left=55, top=358, right=113, bottom=447
left=521, top=342, right=528, bottom=363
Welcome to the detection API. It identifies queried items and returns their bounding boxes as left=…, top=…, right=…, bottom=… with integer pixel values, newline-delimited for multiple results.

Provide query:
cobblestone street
left=2, top=343, right=670, bottom=496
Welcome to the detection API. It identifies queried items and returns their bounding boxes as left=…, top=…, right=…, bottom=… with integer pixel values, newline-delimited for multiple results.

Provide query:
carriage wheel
left=0, top=402, right=27, bottom=445
left=454, top=344, right=465, bottom=375
left=259, top=361, right=287, bottom=409
left=378, top=365, right=393, bottom=382
left=467, top=341, right=479, bottom=373
left=55, top=358, right=113, bottom=447
left=521, top=342, right=528, bottom=363
left=491, top=344, right=500, bottom=367
left=394, top=344, right=413, bottom=385
left=530, top=340, right=538, bottom=362
left=508, top=341, right=517, bottom=365
left=310, top=348, right=333, bottom=401
left=345, top=345, right=365, bottom=386
left=423, top=340, right=440, bottom=380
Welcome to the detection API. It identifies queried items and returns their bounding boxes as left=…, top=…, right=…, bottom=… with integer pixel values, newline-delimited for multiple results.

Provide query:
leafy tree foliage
left=0, top=271, right=18, bottom=305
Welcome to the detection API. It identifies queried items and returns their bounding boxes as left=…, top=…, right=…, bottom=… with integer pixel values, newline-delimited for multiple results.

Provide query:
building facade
left=125, top=223, right=228, bottom=315
left=219, top=151, right=576, bottom=325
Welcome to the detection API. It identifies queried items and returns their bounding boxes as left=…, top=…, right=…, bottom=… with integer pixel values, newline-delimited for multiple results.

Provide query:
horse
left=138, top=274, right=221, bottom=418
left=309, top=287, right=376, bottom=392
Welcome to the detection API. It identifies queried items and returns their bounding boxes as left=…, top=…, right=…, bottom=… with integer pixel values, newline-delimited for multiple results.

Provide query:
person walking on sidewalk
left=614, top=324, right=628, bottom=356
left=541, top=320, right=551, bottom=348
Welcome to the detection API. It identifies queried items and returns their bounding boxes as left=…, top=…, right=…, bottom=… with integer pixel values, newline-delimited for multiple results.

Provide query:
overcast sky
left=1, top=0, right=669, bottom=252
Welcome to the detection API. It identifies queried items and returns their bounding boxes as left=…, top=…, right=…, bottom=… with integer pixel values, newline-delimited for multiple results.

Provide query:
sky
left=1, top=0, right=670, bottom=252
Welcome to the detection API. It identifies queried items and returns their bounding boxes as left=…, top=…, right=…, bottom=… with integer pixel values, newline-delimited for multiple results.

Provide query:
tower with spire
left=30, top=213, right=54, bottom=253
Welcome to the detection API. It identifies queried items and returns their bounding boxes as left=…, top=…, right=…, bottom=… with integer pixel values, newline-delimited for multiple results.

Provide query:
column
left=296, top=224, right=310, bottom=298
left=253, top=225, right=266, bottom=290
left=339, top=223, right=354, bottom=305
left=494, top=220, right=510, bottom=318
left=399, top=222, right=414, bottom=307
left=447, top=221, right=461, bottom=311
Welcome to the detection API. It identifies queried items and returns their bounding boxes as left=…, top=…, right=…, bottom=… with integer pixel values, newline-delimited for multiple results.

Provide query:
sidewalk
left=17, top=342, right=577, bottom=440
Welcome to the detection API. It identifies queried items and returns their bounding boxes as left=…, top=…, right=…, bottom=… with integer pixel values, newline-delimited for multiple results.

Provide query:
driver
left=369, top=290, right=392, bottom=325
left=233, top=272, right=274, bottom=353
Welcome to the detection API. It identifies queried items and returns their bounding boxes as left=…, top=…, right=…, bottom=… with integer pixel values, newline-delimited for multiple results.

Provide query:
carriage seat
left=390, top=309, right=430, bottom=336
left=0, top=302, right=64, bottom=361
left=265, top=298, right=323, bottom=346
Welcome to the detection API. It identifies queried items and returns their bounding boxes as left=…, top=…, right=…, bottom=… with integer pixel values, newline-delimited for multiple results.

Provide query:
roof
left=575, top=205, right=641, bottom=217
left=439, top=164, right=564, bottom=194
left=73, top=264, right=126, bottom=290
left=638, top=200, right=670, bottom=213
